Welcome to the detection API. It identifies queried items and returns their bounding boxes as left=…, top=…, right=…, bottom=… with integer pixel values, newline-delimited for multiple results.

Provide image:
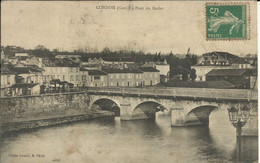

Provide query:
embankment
left=0, top=110, right=114, bottom=134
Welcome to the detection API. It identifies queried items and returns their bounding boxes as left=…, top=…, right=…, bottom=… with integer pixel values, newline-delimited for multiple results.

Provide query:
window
left=117, top=82, right=119, bottom=86
left=70, top=75, right=74, bottom=81
left=7, top=76, right=10, bottom=85
left=70, top=68, right=73, bottom=73
left=63, top=75, right=65, bottom=81
left=94, top=76, right=100, bottom=80
left=82, top=75, right=86, bottom=81
left=76, top=75, right=79, bottom=81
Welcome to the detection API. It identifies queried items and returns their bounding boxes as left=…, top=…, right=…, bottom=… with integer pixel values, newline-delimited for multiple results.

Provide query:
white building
left=192, top=51, right=253, bottom=81
left=142, top=60, right=170, bottom=77
left=15, top=53, right=29, bottom=58
left=191, top=65, right=232, bottom=81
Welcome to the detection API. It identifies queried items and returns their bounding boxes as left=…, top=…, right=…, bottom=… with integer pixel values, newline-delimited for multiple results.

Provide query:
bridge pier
left=171, top=108, right=186, bottom=126
left=120, top=104, right=133, bottom=120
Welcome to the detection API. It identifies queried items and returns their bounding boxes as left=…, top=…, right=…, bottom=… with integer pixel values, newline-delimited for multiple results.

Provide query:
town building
left=0, top=65, right=16, bottom=97
left=102, top=57, right=135, bottom=65
left=1, top=65, right=16, bottom=89
left=80, top=57, right=135, bottom=66
left=206, top=69, right=256, bottom=89
left=103, top=67, right=143, bottom=87
left=87, top=70, right=108, bottom=87
left=192, top=51, right=252, bottom=81
left=22, top=57, right=44, bottom=68
left=232, top=59, right=252, bottom=69
left=55, top=54, right=81, bottom=59
left=42, top=59, right=82, bottom=87
left=138, top=67, right=160, bottom=86
left=15, top=53, right=29, bottom=59
left=102, top=66, right=160, bottom=87
left=191, top=65, right=233, bottom=81
left=141, top=60, right=170, bottom=77
left=11, top=65, right=44, bottom=84
left=1, top=50, right=7, bottom=62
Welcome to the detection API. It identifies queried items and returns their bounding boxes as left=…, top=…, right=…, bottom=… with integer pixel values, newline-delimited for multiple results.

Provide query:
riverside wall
left=0, top=92, right=91, bottom=122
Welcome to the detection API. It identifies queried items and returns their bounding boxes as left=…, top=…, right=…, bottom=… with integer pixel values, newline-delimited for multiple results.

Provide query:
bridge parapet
left=86, top=87, right=257, bottom=101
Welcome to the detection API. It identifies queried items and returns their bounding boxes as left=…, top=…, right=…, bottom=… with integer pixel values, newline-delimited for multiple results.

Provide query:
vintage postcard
left=0, top=1, right=258, bottom=163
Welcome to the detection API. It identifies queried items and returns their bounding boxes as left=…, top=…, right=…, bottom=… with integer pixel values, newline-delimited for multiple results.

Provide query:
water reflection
left=0, top=109, right=257, bottom=163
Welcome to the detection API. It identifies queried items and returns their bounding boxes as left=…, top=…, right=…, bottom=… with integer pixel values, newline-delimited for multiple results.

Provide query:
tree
left=35, top=45, right=48, bottom=51
left=102, top=47, right=111, bottom=54
left=182, top=72, right=188, bottom=81
left=191, top=55, right=198, bottom=65
left=190, top=68, right=197, bottom=81
left=153, top=54, right=158, bottom=62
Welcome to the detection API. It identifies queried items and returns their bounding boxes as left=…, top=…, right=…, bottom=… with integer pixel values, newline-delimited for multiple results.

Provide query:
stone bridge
left=86, top=87, right=258, bottom=127
left=0, top=87, right=257, bottom=134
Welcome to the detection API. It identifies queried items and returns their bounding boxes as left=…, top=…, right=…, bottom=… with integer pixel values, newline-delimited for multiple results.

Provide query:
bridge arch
left=132, top=101, right=168, bottom=120
left=185, top=105, right=218, bottom=126
left=90, top=98, right=121, bottom=117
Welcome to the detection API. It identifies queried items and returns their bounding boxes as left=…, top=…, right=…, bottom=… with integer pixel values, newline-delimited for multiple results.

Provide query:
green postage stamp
left=206, top=3, right=249, bottom=40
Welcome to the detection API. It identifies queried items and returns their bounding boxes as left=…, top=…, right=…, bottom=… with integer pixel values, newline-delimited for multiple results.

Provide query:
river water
left=0, top=109, right=258, bottom=163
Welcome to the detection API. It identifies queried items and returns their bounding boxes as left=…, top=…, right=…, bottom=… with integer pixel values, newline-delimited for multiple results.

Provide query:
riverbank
left=0, top=110, right=115, bottom=134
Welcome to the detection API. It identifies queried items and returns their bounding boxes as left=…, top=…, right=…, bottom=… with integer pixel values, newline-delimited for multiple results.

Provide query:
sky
left=1, top=1, right=257, bottom=56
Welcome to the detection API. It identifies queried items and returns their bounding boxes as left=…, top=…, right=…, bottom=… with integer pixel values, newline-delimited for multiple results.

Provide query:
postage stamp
left=206, top=3, right=249, bottom=40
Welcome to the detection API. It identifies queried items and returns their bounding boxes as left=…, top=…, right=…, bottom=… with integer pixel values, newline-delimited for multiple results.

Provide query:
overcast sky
left=1, top=1, right=257, bottom=55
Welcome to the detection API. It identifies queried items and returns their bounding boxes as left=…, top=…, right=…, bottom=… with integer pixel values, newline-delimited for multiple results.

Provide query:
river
left=0, top=109, right=258, bottom=163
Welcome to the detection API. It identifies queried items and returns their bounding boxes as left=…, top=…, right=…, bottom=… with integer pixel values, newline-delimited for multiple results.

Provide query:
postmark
left=206, top=2, right=249, bottom=40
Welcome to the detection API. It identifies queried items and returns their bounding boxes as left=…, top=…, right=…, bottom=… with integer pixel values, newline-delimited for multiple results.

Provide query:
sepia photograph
left=0, top=1, right=258, bottom=162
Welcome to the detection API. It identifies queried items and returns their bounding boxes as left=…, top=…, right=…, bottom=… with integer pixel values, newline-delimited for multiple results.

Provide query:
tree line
left=2, top=45, right=199, bottom=81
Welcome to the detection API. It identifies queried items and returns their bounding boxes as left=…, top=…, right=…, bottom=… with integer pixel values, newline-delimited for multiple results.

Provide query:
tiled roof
left=80, top=57, right=134, bottom=63
left=203, top=51, right=239, bottom=59
left=1, top=64, right=16, bottom=75
left=102, top=67, right=143, bottom=74
left=102, top=57, right=134, bottom=62
left=139, top=67, right=160, bottom=72
left=206, top=69, right=249, bottom=77
left=202, top=51, right=249, bottom=64
left=11, top=66, right=43, bottom=74
left=43, top=58, right=79, bottom=67
left=88, top=70, right=107, bottom=76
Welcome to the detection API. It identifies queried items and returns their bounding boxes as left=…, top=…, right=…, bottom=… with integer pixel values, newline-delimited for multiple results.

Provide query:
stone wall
left=0, top=92, right=90, bottom=122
